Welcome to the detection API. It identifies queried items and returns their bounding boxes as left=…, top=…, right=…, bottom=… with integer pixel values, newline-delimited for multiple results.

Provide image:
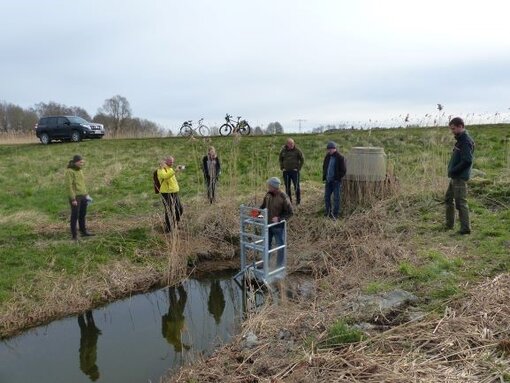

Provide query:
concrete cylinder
left=345, top=147, right=386, bottom=181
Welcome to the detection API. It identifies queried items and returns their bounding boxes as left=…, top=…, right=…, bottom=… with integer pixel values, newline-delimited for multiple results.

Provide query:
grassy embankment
left=1, top=125, right=509, bottom=358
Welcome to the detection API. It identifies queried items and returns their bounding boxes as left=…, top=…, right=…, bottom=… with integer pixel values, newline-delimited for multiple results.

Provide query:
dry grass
left=169, top=270, right=510, bottom=383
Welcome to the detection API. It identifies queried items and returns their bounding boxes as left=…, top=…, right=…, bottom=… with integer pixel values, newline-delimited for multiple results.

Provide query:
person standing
left=260, top=177, right=293, bottom=267
left=157, top=156, right=184, bottom=233
left=279, top=138, right=305, bottom=205
left=445, top=117, right=475, bottom=234
left=322, top=142, right=346, bottom=219
left=65, top=155, right=94, bottom=240
left=202, top=146, right=221, bottom=203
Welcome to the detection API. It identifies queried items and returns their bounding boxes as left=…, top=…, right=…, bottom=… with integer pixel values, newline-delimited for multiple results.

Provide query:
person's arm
left=216, top=157, right=221, bottom=176
left=279, top=194, right=294, bottom=221
left=158, top=167, right=175, bottom=180
left=279, top=148, right=284, bottom=170
left=65, top=169, right=76, bottom=201
left=298, top=148, right=304, bottom=171
left=322, top=156, right=328, bottom=181
left=260, top=194, right=267, bottom=210
left=338, top=154, right=346, bottom=179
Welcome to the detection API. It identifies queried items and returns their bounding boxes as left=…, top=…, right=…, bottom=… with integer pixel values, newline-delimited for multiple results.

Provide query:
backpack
left=153, top=170, right=161, bottom=194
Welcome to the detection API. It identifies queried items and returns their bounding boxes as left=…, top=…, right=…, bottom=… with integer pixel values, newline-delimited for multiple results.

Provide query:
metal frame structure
left=233, top=205, right=287, bottom=287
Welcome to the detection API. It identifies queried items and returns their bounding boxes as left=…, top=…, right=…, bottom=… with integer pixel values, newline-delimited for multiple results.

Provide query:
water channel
left=0, top=271, right=245, bottom=383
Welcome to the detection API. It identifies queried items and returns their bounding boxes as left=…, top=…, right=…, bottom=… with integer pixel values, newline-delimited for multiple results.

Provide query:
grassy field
left=1, top=125, right=509, bottom=369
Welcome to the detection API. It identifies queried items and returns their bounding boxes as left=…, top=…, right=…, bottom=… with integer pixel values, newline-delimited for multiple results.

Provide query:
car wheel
left=40, top=133, right=51, bottom=145
left=70, top=130, right=81, bottom=142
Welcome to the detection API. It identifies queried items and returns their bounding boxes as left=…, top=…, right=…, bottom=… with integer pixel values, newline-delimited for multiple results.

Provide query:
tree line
left=0, top=94, right=288, bottom=137
left=0, top=95, right=167, bottom=137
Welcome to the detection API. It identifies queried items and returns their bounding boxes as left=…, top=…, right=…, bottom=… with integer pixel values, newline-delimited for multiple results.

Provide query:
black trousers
left=283, top=170, right=301, bottom=204
left=70, top=195, right=88, bottom=238
left=161, top=193, right=183, bottom=232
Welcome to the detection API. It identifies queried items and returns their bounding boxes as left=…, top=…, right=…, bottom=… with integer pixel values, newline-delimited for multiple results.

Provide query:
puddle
left=0, top=271, right=314, bottom=382
left=0, top=271, right=242, bottom=383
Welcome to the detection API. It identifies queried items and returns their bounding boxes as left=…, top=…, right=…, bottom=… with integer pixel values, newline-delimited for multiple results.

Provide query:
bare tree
left=98, top=95, right=132, bottom=136
left=34, top=101, right=91, bottom=120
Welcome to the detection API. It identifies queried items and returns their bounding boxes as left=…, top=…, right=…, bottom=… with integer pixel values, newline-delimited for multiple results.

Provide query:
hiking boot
left=458, top=229, right=471, bottom=235
left=80, top=231, right=95, bottom=237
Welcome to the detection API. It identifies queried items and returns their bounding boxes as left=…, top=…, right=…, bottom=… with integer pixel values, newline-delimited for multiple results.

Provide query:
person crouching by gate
left=202, top=146, right=221, bottom=203
left=279, top=137, right=305, bottom=205
left=260, top=177, right=293, bottom=267
left=158, top=157, right=184, bottom=233
left=322, top=141, right=346, bottom=219
left=65, top=154, right=94, bottom=240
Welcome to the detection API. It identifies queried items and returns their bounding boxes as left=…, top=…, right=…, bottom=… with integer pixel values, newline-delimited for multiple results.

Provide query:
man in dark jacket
left=322, top=142, right=347, bottom=219
left=279, top=138, right=305, bottom=205
left=445, top=117, right=475, bottom=234
left=260, top=177, right=293, bottom=267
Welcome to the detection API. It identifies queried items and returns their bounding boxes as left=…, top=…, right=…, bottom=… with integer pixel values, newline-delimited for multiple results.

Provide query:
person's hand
left=71, top=199, right=78, bottom=206
left=271, top=216, right=279, bottom=223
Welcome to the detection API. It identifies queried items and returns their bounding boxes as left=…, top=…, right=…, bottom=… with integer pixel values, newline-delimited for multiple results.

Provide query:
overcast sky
left=1, top=0, right=510, bottom=132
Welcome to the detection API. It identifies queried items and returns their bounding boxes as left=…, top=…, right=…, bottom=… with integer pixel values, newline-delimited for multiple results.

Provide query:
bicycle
left=179, top=118, right=210, bottom=137
left=219, top=114, right=251, bottom=136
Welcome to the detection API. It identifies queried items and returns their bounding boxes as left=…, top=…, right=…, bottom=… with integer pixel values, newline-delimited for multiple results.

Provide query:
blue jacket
left=448, top=131, right=475, bottom=181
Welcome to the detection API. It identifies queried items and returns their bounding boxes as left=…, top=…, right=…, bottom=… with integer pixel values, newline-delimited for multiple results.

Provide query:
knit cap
left=326, top=141, right=337, bottom=149
left=267, top=177, right=281, bottom=188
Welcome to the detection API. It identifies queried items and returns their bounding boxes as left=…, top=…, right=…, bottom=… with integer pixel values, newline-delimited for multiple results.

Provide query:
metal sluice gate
left=233, top=204, right=287, bottom=288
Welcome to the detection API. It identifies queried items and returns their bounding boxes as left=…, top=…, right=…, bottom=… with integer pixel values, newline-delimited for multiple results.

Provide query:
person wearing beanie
left=260, top=177, right=293, bottom=267
left=65, top=154, right=94, bottom=240
left=445, top=117, right=475, bottom=234
left=322, top=141, right=346, bottom=219
left=157, top=156, right=184, bottom=233
left=279, top=138, right=305, bottom=205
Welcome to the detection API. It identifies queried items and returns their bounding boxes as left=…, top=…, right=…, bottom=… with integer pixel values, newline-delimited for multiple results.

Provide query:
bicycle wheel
left=198, top=124, right=210, bottom=136
left=180, top=125, right=193, bottom=136
left=219, top=124, right=232, bottom=136
left=238, top=121, right=251, bottom=136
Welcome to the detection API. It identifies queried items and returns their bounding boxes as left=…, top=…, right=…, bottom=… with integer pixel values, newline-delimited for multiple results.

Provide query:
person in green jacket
left=279, top=138, right=305, bottom=205
left=65, top=155, right=94, bottom=240
left=445, top=117, right=475, bottom=234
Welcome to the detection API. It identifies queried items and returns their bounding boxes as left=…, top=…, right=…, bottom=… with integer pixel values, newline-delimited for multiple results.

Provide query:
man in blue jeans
left=322, top=141, right=346, bottom=219
left=260, top=177, right=293, bottom=267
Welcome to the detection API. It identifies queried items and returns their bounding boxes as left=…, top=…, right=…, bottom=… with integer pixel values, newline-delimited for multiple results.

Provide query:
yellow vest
left=157, top=167, right=179, bottom=193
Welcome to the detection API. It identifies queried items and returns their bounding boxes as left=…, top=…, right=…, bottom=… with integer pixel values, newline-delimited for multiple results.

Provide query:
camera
left=177, top=165, right=186, bottom=170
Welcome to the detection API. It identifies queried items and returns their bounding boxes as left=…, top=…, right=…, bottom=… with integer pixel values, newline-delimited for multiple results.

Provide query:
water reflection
left=161, top=284, right=190, bottom=353
left=78, top=311, right=101, bottom=381
left=208, top=280, right=226, bottom=324
left=0, top=272, right=312, bottom=383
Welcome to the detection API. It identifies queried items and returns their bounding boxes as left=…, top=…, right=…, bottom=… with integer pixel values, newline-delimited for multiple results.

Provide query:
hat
left=326, top=141, right=337, bottom=149
left=72, top=155, right=83, bottom=163
left=267, top=177, right=281, bottom=188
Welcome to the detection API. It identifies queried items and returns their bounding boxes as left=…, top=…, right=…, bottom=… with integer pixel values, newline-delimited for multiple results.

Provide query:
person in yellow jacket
left=157, top=156, right=184, bottom=233
left=65, top=155, right=94, bottom=240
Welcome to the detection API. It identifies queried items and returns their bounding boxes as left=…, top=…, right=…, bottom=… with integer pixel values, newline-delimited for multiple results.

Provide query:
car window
left=47, top=117, right=57, bottom=126
left=39, top=118, right=48, bottom=126
left=68, top=116, right=89, bottom=124
left=57, top=117, right=68, bottom=125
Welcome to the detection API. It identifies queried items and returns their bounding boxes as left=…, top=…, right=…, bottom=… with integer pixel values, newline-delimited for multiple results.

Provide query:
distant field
left=0, top=125, right=509, bottom=337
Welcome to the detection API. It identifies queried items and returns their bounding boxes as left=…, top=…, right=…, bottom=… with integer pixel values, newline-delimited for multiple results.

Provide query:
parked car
left=34, top=116, right=105, bottom=144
